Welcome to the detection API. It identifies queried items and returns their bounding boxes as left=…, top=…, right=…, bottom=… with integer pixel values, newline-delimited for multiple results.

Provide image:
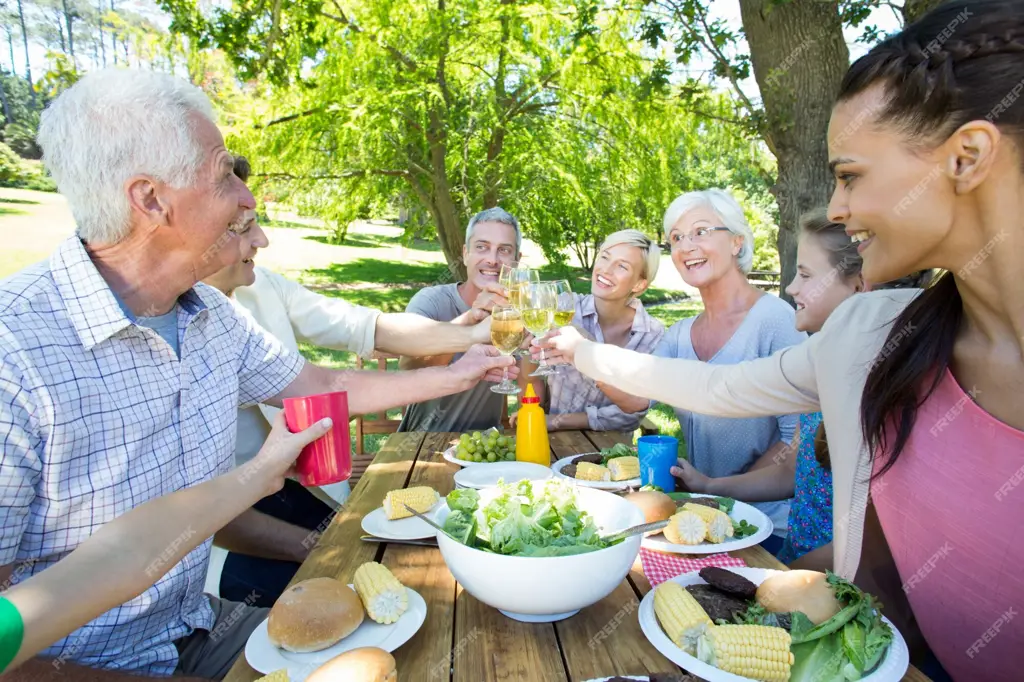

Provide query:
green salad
left=441, top=480, right=614, bottom=557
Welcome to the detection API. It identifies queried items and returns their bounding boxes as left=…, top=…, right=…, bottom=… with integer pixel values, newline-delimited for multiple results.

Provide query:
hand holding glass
left=490, top=305, right=525, bottom=394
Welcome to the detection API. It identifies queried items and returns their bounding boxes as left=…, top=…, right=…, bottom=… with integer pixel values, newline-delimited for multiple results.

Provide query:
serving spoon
left=599, top=518, right=669, bottom=543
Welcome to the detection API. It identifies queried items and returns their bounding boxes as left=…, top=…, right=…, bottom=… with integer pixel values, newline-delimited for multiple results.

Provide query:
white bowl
left=435, top=485, right=644, bottom=623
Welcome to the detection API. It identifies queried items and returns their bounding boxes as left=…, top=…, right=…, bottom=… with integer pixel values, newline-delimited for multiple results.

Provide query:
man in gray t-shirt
left=399, top=208, right=522, bottom=432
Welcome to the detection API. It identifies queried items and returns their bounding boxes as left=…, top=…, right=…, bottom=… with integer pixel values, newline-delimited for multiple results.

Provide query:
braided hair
left=839, top=0, right=1024, bottom=476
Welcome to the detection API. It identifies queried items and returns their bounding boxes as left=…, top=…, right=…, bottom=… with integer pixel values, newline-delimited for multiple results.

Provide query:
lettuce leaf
left=446, top=488, right=480, bottom=514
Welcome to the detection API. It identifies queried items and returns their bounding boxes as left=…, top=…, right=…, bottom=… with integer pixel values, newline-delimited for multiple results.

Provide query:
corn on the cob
left=696, top=624, right=793, bottom=682
left=575, top=461, right=611, bottom=481
left=255, top=671, right=290, bottom=682
left=383, top=486, right=440, bottom=520
left=608, top=456, right=640, bottom=481
left=682, top=503, right=734, bottom=543
left=653, top=581, right=713, bottom=655
left=353, top=561, right=408, bottom=624
left=663, top=510, right=707, bottom=545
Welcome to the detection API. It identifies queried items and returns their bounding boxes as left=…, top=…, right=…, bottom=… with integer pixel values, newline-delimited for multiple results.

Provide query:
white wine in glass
left=520, top=282, right=557, bottom=376
left=490, top=306, right=525, bottom=394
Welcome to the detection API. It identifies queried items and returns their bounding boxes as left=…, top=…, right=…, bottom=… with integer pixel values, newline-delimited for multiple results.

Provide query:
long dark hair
left=838, top=0, right=1024, bottom=475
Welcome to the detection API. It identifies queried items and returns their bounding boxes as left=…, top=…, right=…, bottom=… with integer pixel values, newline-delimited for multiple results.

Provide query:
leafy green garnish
left=600, top=442, right=637, bottom=465
left=732, top=519, right=759, bottom=538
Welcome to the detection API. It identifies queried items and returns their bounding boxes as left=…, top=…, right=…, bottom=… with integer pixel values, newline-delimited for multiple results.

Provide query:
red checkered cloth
left=640, top=546, right=747, bottom=586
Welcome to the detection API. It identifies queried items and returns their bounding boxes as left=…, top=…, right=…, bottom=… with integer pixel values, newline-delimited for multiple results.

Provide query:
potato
left=624, top=490, right=677, bottom=536
left=755, top=570, right=842, bottom=625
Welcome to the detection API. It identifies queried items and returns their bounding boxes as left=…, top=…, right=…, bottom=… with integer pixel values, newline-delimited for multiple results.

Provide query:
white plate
left=550, top=453, right=642, bottom=490
left=453, top=461, right=553, bottom=489
left=638, top=567, right=910, bottom=682
left=244, top=584, right=428, bottom=681
left=640, top=494, right=773, bottom=555
left=360, top=502, right=442, bottom=540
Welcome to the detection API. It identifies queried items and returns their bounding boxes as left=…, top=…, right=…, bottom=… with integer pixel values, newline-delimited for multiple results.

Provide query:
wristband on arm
left=0, top=596, right=24, bottom=673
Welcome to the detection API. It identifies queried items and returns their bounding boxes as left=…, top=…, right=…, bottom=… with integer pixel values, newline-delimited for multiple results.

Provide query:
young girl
left=542, top=2, right=1024, bottom=678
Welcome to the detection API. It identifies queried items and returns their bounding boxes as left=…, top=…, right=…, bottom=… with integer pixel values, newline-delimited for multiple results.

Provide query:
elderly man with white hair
left=0, top=68, right=512, bottom=679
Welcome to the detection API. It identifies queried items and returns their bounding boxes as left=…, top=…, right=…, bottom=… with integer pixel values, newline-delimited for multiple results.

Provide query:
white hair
left=465, top=207, right=522, bottom=253
left=662, top=188, right=755, bottom=274
left=598, top=229, right=661, bottom=282
left=37, top=68, right=216, bottom=245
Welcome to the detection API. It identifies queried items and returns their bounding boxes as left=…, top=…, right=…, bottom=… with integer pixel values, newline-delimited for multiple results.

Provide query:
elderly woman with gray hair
left=653, top=188, right=805, bottom=554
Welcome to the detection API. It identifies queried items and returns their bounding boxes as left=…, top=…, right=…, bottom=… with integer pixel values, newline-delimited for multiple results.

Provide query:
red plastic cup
left=282, top=391, right=351, bottom=486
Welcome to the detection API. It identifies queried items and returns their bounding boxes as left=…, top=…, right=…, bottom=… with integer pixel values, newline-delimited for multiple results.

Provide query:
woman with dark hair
left=540, top=2, right=1024, bottom=679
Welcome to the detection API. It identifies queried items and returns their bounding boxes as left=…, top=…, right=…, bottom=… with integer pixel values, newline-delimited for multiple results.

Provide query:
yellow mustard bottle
left=515, top=384, right=550, bottom=466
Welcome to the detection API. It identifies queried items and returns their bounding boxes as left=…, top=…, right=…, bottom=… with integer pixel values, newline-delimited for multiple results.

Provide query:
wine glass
left=489, top=304, right=526, bottom=395
left=501, top=265, right=539, bottom=356
left=520, top=281, right=557, bottom=377
left=551, top=279, right=575, bottom=326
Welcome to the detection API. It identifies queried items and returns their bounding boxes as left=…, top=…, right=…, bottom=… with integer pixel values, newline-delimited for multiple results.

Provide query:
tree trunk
left=738, top=0, right=849, bottom=305
left=16, top=0, right=32, bottom=106
left=902, top=0, right=945, bottom=25
left=97, top=0, right=106, bottom=65
left=62, top=0, right=75, bottom=60
left=110, top=0, right=117, bottom=64
left=7, top=28, right=15, bottom=76
left=0, top=77, right=12, bottom=124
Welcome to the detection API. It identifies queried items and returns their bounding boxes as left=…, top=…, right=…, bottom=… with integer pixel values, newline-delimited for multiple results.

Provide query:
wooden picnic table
left=225, top=429, right=932, bottom=682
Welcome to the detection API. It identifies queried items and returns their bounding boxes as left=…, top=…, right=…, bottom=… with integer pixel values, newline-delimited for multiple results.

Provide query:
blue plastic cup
left=637, top=435, right=679, bottom=493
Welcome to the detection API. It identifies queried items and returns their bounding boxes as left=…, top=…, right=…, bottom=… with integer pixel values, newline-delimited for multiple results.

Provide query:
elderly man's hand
left=470, top=283, right=509, bottom=316
left=248, top=412, right=334, bottom=497
left=448, top=344, right=518, bottom=389
left=532, top=326, right=586, bottom=366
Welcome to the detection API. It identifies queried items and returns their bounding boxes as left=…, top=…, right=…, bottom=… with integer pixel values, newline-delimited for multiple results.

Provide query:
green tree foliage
left=159, top=0, right=777, bottom=278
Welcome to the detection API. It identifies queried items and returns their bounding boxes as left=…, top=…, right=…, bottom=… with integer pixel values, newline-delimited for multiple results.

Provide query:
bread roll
left=307, top=647, right=398, bottom=682
left=624, top=491, right=677, bottom=536
left=267, top=577, right=365, bottom=652
left=755, top=570, right=842, bottom=625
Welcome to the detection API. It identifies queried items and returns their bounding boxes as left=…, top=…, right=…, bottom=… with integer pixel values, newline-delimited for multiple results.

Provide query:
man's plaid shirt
left=0, top=236, right=303, bottom=674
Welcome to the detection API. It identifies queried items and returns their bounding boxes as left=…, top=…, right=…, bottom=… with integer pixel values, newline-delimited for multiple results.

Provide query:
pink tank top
left=870, top=368, right=1024, bottom=682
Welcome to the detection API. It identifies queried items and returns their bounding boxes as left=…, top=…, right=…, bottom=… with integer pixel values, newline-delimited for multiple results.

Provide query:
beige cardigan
left=575, top=289, right=920, bottom=579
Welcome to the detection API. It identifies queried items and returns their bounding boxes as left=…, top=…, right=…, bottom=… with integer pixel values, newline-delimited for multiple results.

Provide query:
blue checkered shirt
left=0, top=236, right=304, bottom=675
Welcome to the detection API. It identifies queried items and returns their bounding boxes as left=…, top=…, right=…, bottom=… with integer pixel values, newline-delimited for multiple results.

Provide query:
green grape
left=457, top=446, right=470, bottom=460
left=487, top=452, right=497, bottom=462
left=474, top=454, right=484, bottom=462
left=497, top=436, right=508, bottom=448
left=472, top=431, right=483, bottom=441
left=459, top=433, right=471, bottom=445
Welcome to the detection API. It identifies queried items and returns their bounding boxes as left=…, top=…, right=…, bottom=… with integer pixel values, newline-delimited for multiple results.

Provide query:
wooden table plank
left=548, top=429, right=681, bottom=679
left=223, top=432, right=425, bottom=682
left=449, top=428, right=568, bottom=682
left=383, top=432, right=460, bottom=682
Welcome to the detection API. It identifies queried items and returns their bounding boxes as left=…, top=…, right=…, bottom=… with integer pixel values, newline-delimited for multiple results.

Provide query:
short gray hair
left=37, top=68, right=215, bottom=245
left=465, top=207, right=522, bottom=253
left=662, top=188, right=755, bottom=274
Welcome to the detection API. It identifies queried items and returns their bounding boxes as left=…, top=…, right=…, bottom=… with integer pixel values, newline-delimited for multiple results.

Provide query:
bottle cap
left=521, top=383, right=540, bottom=404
